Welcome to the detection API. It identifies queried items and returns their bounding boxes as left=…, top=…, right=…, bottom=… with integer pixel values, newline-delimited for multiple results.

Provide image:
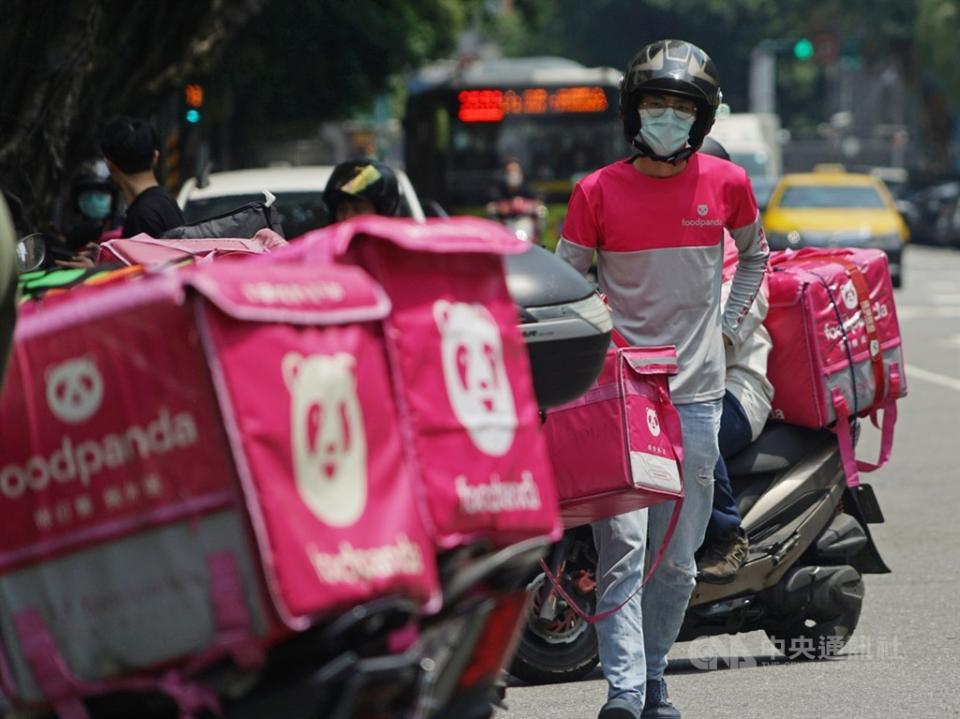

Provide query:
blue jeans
left=591, top=399, right=722, bottom=710
left=707, top=392, right=753, bottom=538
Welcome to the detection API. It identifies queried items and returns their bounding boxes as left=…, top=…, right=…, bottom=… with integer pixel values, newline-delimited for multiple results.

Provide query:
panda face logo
left=433, top=300, right=517, bottom=457
left=646, top=407, right=661, bottom=438
left=840, top=280, right=859, bottom=311
left=283, top=352, right=367, bottom=527
left=46, top=358, right=104, bottom=424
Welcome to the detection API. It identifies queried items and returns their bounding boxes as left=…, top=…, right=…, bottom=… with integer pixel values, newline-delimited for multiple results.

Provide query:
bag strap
left=855, top=364, right=900, bottom=473
left=199, top=550, right=265, bottom=670
left=831, top=390, right=861, bottom=488
left=12, top=609, right=89, bottom=719
left=829, top=256, right=888, bottom=404
left=831, top=363, right=900, bottom=487
left=537, top=496, right=684, bottom=625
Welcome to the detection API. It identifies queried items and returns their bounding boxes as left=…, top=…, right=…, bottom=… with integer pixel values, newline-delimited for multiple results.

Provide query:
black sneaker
left=598, top=697, right=641, bottom=719
left=641, top=678, right=680, bottom=719
left=697, top=530, right=748, bottom=584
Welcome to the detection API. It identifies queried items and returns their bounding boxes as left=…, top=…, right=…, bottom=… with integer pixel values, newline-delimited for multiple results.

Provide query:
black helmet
left=619, top=39, right=722, bottom=162
left=323, top=160, right=400, bottom=217
left=698, top=136, right=730, bottom=161
left=72, top=159, right=113, bottom=194
left=71, top=158, right=117, bottom=220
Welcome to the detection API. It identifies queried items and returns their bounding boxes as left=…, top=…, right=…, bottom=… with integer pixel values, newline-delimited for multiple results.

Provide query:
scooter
left=487, top=197, right=548, bottom=245
left=5, top=238, right=611, bottom=719
left=509, top=412, right=891, bottom=684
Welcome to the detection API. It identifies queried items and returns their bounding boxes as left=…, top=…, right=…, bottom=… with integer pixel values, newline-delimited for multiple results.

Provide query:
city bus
left=404, top=56, right=624, bottom=238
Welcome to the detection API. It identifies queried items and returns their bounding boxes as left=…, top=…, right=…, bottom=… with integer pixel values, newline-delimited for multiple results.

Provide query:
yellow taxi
left=763, top=166, right=909, bottom=286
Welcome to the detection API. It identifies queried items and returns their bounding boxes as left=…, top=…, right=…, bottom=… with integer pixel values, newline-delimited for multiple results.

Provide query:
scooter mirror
left=15, top=233, right=47, bottom=273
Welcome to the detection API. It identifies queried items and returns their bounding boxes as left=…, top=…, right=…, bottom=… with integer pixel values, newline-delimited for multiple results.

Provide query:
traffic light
left=184, top=83, right=204, bottom=123
left=793, top=38, right=814, bottom=61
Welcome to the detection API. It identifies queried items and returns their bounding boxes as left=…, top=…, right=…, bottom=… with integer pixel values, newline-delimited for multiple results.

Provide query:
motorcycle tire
left=508, top=571, right=599, bottom=684
left=509, top=622, right=599, bottom=685
left=764, top=565, right=864, bottom=661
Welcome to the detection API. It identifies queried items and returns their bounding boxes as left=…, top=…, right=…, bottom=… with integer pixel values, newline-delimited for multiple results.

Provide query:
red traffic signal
left=184, top=84, right=204, bottom=108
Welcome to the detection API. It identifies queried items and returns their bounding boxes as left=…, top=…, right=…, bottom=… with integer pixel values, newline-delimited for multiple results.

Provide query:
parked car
left=901, top=180, right=960, bottom=247
left=177, top=165, right=426, bottom=238
left=749, top=175, right=778, bottom=213
left=763, top=168, right=909, bottom=287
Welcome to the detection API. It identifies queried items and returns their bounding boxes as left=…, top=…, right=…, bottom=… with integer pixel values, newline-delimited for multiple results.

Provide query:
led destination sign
left=457, top=87, right=609, bottom=122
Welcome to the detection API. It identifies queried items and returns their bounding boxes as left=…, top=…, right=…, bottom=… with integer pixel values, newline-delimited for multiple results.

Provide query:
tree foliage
left=209, top=0, right=476, bottom=149
left=917, top=0, right=960, bottom=108
left=0, top=0, right=266, bottom=229
left=0, top=0, right=486, bottom=225
left=516, top=0, right=930, bottom=140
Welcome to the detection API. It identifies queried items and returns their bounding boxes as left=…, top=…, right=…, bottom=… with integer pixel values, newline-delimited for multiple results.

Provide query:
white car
left=176, top=165, right=426, bottom=238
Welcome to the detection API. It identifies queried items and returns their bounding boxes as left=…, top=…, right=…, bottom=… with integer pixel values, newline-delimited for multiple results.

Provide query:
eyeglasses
left=638, top=98, right=697, bottom=121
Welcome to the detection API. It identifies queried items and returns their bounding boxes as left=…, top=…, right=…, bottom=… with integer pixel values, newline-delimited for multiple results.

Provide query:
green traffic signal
left=794, top=37, right=814, bottom=60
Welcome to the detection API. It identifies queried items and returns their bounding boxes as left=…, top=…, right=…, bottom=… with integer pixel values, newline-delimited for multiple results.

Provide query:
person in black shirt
left=101, top=116, right=184, bottom=238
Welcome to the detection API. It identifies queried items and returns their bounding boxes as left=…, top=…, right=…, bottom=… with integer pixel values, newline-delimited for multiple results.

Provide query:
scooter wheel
left=508, top=574, right=599, bottom=684
left=764, top=565, right=865, bottom=661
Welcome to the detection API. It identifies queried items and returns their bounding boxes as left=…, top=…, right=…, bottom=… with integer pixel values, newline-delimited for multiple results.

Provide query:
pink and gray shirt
left=557, top=153, right=769, bottom=405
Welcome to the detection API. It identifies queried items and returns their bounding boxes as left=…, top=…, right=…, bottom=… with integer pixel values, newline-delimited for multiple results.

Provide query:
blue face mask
left=78, top=191, right=112, bottom=220
left=638, top=108, right=695, bottom=158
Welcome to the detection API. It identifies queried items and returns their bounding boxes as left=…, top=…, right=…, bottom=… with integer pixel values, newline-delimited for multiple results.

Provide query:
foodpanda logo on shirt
left=433, top=300, right=518, bottom=457
left=283, top=352, right=367, bottom=527
left=46, top=357, right=104, bottom=424
left=682, top=201, right=722, bottom=227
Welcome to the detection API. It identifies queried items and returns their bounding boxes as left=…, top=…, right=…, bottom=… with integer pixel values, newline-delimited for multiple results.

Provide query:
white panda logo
left=646, top=407, right=661, bottom=438
left=282, top=352, right=367, bottom=527
left=840, top=280, right=859, bottom=311
left=46, top=357, right=104, bottom=424
left=433, top=300, right=518, bottom=457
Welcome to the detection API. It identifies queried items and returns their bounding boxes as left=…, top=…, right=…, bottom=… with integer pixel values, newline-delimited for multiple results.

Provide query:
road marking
left=906, top=364, right=960, bottom=393
left=941, top=335, right=960, bottom=350
left=898, top=306, right=960, bottom=319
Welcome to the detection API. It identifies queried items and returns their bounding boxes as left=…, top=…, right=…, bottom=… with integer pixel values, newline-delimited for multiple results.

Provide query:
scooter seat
left=726, top=422, right=835, bottom=478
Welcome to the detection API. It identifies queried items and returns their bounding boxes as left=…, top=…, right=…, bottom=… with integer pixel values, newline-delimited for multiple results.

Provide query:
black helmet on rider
left=71, top=158, right=116, bottom=222
left=619, top=39, right=722, bottom=163
left=698, top=136, right=731, bottom=161
left=323, top=160, right=400, bottom=221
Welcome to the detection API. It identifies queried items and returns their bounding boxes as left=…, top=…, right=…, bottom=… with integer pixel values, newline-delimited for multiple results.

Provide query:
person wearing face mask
left=496, top=158, right=534, bottom=199
left=487, top=157, right=546, bottom=242
left=65, top=159, right=121, bottom=251
left=555, top=39, right=768, bottom=719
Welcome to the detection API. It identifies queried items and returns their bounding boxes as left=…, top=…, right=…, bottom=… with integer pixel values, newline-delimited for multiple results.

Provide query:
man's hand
left=55, top=255, right=95, bottom=269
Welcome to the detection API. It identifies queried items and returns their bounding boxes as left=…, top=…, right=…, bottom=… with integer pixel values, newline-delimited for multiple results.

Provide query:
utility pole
left=749, top=47, right=777, bottom=114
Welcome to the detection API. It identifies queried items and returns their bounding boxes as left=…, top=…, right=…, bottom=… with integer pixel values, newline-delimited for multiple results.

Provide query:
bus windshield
left=405, top=58, right=624, bottom=207
left=450, top=116, right=619, bottom=183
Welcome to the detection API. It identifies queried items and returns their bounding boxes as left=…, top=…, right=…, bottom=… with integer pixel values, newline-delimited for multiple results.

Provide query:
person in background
left=65, top=158, right=121, bottom=250
left=492, top=157, right=537, bottom=202
left=100, top=116, right=184, bottom=238
left=322, top=160, right=400, bottom=222
left=555, top=40, right=768, bottom=719
left=487, top=157, right=547, bottom=243
left=695, top=137, right=774, bottom=584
